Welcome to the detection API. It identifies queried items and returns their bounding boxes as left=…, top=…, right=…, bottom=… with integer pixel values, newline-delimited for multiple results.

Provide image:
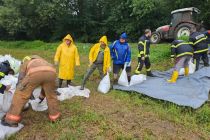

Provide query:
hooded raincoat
left=89, top=36, right=111, bottom=74
left=54, top=34, right=80, bottom=80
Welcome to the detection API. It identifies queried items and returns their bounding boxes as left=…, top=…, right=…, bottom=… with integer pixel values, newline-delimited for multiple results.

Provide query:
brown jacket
left=18, top=55, right=56, bottom=82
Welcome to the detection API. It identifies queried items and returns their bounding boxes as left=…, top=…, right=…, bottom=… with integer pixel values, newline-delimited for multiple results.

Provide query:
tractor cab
left=151, top=7, right=204, bottom=44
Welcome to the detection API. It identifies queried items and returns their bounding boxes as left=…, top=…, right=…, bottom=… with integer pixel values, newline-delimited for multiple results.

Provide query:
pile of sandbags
left=0, top=55, right=21, bottom=74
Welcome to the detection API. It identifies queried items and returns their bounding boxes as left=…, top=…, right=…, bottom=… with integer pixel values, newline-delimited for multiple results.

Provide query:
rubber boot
left=80, top=85, right=84, bottom=90
left=67, top=80, right=71, bottom=87
left=184, top=67, right=189, bottom=76
left=128, top=76, right=131, bottom=83
left=113, top=79, right=118, bottom=85
left=147, top=71, right=155, bottom=77
left=167, top=71, right=179, bottom=83
left=135, top=69, right=141, bottom=74
left=58, top=79, right=63, bottom=88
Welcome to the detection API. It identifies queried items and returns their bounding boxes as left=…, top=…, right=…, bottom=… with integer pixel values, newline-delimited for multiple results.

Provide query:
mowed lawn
left=0, top=41, right=209, bottom=140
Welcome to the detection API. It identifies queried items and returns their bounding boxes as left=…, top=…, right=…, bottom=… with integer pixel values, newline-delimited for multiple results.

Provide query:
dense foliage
left=0, top=0, right=209, bottom=42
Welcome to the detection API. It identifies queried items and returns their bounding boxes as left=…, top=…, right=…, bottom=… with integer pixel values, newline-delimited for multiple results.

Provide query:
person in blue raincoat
left=109, top=33, right=131, bottom=84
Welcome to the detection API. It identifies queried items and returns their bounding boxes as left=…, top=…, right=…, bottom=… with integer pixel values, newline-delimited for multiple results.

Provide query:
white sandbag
left=118, top=67, right=129, bottom=86
left=0, top=112, right=5, bottom=120
left=72, top=86, right=90, bottom=98
left=0, top=55, right=21, bottom=74
left=0, top=75, right=18, bottom=112
left=0, top=94, right=3, bottom=110
left=29, top=98, right=48, bottom=112
left=32, top=87, right=42, bottom=98
left=189, top=60, right=196, bottom=74
left=2, top=92, right=13, bottom=112
left=97, top=73, right=110, bottom=94
left=179, top=59, right=195, bottom=75
left=129, top=74, right=146, bottom=86
left=57, top=86, right=90, bottom=101
left=0, top=94, right=4, bottom=119
left=0, top=75, right=18, bottom=94
left=28, top=87, right=49, bottom=112
left=0, top=121, right=24, bottom=140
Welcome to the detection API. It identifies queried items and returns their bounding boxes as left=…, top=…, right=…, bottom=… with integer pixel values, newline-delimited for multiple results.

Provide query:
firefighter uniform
left=189, top=31, right=210, bottom=71
left=0, top=61, right=13, bottom=93
left=2, top=55, right=60, bottom=127
left=135, top=35, right=154, bottom=76
left=168, top=40, right=194, bottom=83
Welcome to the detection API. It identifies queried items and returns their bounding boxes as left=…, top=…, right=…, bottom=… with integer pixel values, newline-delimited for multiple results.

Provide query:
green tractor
left=151, top=7, right=206, bottom=44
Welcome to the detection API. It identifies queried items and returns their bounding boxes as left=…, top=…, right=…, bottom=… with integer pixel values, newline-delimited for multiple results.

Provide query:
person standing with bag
left=80, top=36, right=111, bottom=90
left=109, top=33, right=131, bottom=84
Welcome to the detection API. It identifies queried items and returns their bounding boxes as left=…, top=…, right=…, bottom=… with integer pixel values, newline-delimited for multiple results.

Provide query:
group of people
left=168, top=28, right=210, bottom=83
left=0, top=28, right=209, bottom=127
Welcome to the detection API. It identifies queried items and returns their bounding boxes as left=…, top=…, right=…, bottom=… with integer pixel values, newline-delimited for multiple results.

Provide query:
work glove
left=124, top=62, right=131, bottom=67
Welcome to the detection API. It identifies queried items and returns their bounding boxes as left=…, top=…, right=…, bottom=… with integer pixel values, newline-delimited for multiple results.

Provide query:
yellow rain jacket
left=54, top=34, right=80, bottom=80
left=89, top=36, right=111, bottom=74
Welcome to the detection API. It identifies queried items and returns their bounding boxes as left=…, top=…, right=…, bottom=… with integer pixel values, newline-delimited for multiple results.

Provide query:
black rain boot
left=80, top=85, right=84, bottom=90
left=147, top=71, right=155, bottom=77
left=128, top=76, right=131, bottom=83
left=58, top=79, right=63, bottom=88
left=113, top=79, right=118, bottom=85
left=67, top=80, right=71, bottom=87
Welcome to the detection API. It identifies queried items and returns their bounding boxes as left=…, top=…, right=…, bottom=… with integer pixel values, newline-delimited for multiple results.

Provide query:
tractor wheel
left=151, top=32, right=161, bottom=44
left=175, top=23, right=195, bottom=39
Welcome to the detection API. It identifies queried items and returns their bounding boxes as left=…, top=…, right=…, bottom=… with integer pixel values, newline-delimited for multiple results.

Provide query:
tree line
left=0, top=0, right=209, bottom=42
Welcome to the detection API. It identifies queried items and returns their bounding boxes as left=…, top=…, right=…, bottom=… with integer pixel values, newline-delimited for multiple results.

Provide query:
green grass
left=0, top=40, right=209, bottom=139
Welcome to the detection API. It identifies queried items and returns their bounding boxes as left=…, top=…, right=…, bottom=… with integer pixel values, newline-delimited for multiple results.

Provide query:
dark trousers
left=81, top=63, right=104, bottom=87
left=136, top=57, right=151, bottom=72
left=194, top=51, right=209, bottom=71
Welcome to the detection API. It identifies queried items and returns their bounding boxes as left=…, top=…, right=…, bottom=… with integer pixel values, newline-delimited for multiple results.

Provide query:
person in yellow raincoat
left=54, top=34, right=80, bottom=88
left=80, top=36, right=111, bottom=90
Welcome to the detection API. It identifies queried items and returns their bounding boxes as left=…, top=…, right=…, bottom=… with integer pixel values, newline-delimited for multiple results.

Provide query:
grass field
left=0, top=40, right=209, bottom=140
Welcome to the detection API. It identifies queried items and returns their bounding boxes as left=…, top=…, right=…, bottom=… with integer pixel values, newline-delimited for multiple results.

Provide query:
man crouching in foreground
left=1, top=55, right=60, bottom=127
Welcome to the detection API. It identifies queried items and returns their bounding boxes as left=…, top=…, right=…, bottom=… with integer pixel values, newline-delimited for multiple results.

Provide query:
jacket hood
left=63, top=34, right=74, bottom=43
left=120, top=33, right=128, bottom=39
left=99, top=36, right=108, bottom=46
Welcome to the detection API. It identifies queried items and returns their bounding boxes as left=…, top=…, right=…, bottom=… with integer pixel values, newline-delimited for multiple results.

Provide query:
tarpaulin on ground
left=114, top=56, right=210, bottom=109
